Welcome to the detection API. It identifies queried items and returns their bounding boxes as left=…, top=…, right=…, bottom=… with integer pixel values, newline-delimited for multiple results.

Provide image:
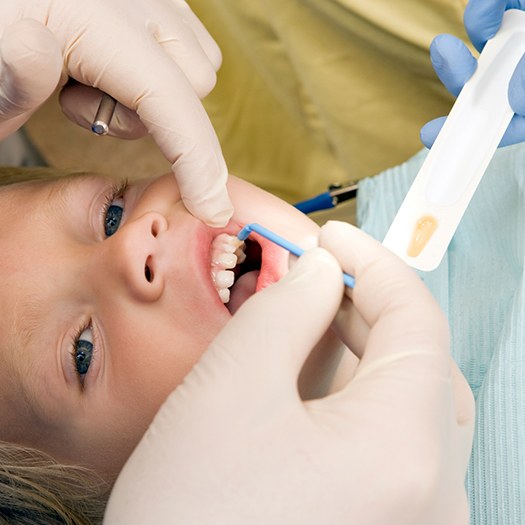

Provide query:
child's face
left=0, top=172, right=318, bottom=478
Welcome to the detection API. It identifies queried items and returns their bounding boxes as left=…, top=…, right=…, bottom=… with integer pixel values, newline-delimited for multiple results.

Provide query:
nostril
left=144, top=256, right=154, bottom=283
left=151, top=219, right=160, bottom=238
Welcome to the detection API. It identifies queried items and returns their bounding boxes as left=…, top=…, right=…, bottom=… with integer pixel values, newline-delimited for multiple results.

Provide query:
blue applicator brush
left=237, top=223, right=355, bottom=288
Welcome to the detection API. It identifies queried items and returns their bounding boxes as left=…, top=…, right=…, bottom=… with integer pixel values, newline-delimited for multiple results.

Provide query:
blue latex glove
left=421, top=0, right=525, bottom=148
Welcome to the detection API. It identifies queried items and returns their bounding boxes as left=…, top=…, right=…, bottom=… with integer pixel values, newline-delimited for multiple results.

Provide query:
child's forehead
left=0, top=171, right=101, bottom=194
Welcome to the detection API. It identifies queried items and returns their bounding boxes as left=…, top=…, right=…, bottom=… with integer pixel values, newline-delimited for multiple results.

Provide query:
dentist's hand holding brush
left=105, top=221, right=474, bottom=525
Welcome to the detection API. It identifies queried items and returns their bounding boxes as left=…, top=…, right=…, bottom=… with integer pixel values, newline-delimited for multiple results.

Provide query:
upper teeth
left=210, top=233, right=246, bottom=303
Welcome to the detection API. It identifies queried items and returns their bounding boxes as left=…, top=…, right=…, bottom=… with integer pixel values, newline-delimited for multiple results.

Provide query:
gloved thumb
left=138, top=246, right=345, bottom=441
left=419, top=116, right=446, bottom=149
left=0, top=19, right=62, bottom=135
left=420, top=34, right=477, bottom=149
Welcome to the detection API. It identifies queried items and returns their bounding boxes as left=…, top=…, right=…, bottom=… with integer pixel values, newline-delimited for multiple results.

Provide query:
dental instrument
left=237, top=223, right=355, bottom=288
left=92, top=93, right=117, bottom=135
left=294, top=182, right=358, bottom=214
left=383, top=9, right=525, bottom=271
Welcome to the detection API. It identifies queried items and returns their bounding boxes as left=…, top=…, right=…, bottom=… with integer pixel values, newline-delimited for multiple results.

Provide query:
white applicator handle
left=383, top=9, right=525, bottom=271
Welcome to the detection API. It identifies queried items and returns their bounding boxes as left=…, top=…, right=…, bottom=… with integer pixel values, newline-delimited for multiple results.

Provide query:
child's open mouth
left=210, top=232, right=282, bottom=315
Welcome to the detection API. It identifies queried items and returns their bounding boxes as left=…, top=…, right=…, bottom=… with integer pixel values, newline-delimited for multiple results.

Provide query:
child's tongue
left=227, top=271, right=259, bottom=315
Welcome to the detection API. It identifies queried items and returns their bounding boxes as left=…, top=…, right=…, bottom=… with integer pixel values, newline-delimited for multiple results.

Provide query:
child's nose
left=104, top=211, right=168, bottom=302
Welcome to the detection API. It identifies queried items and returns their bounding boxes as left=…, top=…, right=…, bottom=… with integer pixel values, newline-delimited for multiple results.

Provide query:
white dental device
left=383, top=9, right=525, bottom=271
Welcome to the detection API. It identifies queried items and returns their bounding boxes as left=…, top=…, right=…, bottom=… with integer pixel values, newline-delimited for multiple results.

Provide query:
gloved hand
left=104, top=221, right=474, bottom=525
left=420, top=0, right=525, bottom=149
left=0, top=0, right=231, bottom=226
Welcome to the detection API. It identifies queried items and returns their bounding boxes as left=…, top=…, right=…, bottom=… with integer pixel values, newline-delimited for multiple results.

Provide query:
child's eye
left=103, top=180, right=128, bottom=237
left=105, top=202, right=123, bottom=237
left=71, top=327, right=94, bottom=381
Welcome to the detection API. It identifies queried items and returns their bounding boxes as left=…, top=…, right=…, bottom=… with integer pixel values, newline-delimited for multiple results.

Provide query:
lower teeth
left=217, top=288, right=230, bottom=303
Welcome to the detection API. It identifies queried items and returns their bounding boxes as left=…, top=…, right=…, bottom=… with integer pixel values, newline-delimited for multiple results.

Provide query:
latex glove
left=104, top=221, right=474, bottom=525
left=420, top=0, right=525, bottom=149
left=0, top=0, right=231, bottom=226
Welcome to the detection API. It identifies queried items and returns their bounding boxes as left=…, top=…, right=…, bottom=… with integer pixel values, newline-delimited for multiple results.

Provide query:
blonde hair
left=0, top=441, right=109, bottom=524
left=0, top=166, right=112, bottom=524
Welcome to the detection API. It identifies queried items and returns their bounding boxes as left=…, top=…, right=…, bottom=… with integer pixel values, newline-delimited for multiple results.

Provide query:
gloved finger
left=331, top=295, right=370, bottom=359
left=430, top=34, right=477, bottom=97
left=500, top=112, right=525, bottom=145
left=146, top=16, right=218, bottom=99
left=420, top=116, right=446, bottom=149
left=128, top=52, right=232, bottom=226
left=102, top=55, right=231, bottom=225
left=319, top=221, right=449, bottom=370
left=508, top=52, right=525, bottom=115
left=177, top=1, right=222, bottom=71
left=207, top=247, right=344, bottom=394
left=59, top=84, right=147, bottom=139
left=464, top=0, right=508, bottom=52
left=61, top=3, right=232, bottom=226
left=0, top=19, right=62, bottom=121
